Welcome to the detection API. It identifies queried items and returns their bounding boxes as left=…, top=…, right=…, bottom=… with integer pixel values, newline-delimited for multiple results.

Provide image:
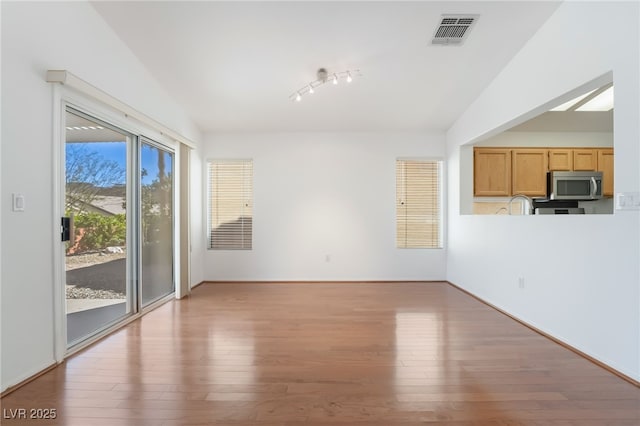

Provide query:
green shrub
left=71, top=213, right=126, bottom=253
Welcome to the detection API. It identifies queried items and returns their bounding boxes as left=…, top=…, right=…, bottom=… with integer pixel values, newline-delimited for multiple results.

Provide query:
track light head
left=317, top=68, right=328, bottom=82
left=290, top=68, right=361, bottom=102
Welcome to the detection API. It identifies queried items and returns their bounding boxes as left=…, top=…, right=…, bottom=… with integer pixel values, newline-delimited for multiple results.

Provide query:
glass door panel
left=65, top=109, right=132, bottom=345
left=140, top=141, right=174, bottom=306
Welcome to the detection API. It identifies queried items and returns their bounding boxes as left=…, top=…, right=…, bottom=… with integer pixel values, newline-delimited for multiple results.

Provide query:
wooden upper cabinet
left=573, top=149, right=597, bottom=171
left=597, top=148, right=614, bottom=196
left=548, top=149, right=573, bottom=171
left=512, top=149, right=548, bottom=196
left=473, top=146, right=613, bottom=198
left=474, top=148, right=511, bottom=196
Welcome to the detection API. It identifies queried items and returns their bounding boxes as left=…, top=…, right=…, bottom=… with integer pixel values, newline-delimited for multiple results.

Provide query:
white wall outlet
left=616, top=192, right=640, bottom=210
left=518, top=277, right=525, bottom=289
left=12, top=193, right=25, bottom=212
left=325, top=254, right=331, bottom=263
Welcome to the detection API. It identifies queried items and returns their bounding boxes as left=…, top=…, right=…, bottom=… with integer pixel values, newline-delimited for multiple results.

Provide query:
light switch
left=12, top=193, right=25, bottom=212
left=616, top=192, right=640, bottom=210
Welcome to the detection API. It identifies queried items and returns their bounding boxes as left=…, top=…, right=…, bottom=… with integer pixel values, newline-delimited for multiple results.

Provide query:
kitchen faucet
left=508, top=194, right=534, bottom=215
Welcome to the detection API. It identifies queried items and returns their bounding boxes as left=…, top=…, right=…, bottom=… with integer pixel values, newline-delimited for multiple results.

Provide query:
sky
left=66, top=141, right=173, bottom=186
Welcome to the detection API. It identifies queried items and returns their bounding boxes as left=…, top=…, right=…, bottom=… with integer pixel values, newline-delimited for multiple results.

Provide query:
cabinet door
left=573, top=149, right=597, bottom=171
left=597, top=148, right=614, bottom=197
left=548, top=149, right=573, bottom=171
left=512, top=149, right=548, bottom=196
left=474, top=148, right=511, bottom=196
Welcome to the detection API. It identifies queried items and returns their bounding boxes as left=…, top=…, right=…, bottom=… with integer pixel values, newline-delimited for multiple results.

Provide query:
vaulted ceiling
left=92, top=1, right=561, bottom=133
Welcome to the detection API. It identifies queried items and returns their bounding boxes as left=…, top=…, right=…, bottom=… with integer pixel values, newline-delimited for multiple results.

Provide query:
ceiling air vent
left=432, top=14, right=479, bottom=46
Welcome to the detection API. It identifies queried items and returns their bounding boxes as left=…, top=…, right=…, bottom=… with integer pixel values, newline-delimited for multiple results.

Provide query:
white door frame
left=51, top=84, right=182, bottom=360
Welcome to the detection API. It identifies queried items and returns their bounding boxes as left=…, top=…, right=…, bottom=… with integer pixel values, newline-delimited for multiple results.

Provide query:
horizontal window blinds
left=208, top=160, right=253, bottom=250
left=396, top=159, right=442, bottom=249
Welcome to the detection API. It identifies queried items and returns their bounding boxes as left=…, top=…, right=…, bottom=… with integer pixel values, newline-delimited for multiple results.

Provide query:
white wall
left=203, top=132, right=446, bottom=281
left=476, top=131, right=613, bottom=148
left=1, top=2, right=202, bottom=392
left=190, top=148, right=205, bottom=286
left=447, top=1, right=640, bottom=380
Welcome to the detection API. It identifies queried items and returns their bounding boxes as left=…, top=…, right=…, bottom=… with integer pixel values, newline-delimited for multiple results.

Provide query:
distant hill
left=67, top=182, right=126, bottom=197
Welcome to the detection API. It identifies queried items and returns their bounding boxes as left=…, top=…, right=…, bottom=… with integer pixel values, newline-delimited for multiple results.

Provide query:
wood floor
left=2, top=282, right=639, bottom=425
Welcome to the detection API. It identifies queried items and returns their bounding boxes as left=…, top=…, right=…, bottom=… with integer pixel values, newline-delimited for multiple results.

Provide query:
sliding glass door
left=140, top=140, right=174, bottom=306
left=65, top=109, right=134, bottom=345
left=64, top=108, right=176, bottom=347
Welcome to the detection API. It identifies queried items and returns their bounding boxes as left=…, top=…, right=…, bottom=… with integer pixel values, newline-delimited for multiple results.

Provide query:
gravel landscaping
left=66, top=251, right=125, bottom=271
left=66, top=286, right=124, bottom=299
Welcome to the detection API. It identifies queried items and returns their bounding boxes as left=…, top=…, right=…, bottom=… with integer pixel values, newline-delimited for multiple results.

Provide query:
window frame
left=395, top=158, right=444, bottom=249
left=206, top=159, right=254, bottom=250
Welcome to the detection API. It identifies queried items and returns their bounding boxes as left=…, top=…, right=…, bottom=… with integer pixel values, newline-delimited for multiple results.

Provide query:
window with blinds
left=396, top=159, right=442, bottom=249
left=208, top=160, right=253, bottom=250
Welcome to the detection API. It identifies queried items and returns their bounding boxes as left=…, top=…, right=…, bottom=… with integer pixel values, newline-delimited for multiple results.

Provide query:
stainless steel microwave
left=549, top=171, right=603, bottom=200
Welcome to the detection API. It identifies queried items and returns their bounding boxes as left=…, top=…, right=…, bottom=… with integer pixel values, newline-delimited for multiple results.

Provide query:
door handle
left=61, top=216, right=73, bottom=242
left=590, top=177, right=597, bottom=198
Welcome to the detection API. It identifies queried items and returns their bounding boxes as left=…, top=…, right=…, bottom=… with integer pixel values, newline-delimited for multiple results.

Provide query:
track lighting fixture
left=289, top=67, right=361, bottom=102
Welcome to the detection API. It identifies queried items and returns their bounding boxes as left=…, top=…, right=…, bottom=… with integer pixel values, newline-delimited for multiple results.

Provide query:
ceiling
left=507, top=110, right=614, bottom=133
left=92, top=1, right=561, bottom=134
left=508, top=82, right=614, bottom=133
left=66, top=110, right=127, bottom=143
